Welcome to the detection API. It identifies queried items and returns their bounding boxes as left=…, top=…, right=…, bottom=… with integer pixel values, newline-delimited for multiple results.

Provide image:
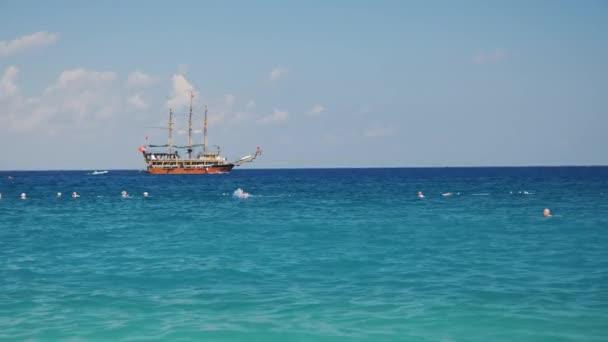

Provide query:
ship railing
left=148, top=160, right=228, bottom=168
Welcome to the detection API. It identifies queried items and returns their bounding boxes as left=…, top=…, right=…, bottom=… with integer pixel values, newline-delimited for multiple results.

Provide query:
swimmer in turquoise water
left=233, top=188, right=251, bottom=199
left=417, top=191, right=425, bottom=198
left=543, top=208, right=552, bottom=217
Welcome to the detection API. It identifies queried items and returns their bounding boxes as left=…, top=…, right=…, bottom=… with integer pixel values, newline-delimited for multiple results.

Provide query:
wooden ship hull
left=146, top=164, right=234, bottom=175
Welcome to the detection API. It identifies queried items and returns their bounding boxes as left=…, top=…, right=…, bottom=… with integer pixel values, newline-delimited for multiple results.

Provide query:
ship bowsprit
left=234, top=147, right=263, bottom=166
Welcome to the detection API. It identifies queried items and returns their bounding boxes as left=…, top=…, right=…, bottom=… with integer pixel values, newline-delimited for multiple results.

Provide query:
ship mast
left=203, top=105, right=208, bottom=152
left=168, top=109, right=174, bottom=154
left=187, top=91, right=194, bottom=159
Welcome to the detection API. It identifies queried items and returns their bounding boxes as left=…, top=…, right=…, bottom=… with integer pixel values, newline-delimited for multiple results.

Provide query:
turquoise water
left=1, top=168, right=607, bottom=341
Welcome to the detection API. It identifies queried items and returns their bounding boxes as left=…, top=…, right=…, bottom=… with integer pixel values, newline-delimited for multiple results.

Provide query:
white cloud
left=190, top=95, right=248, bottom=126
left=127, top=70, right=154, bottom=88
left=0, top=65, right=19, bottom=99
left=364, top=125, right=395, bottom=138
left=167, top=74, right=196, bottom=110
left=307, top=104, right=325, bottom=116
left=45, top=69, right=117, bottom=92
left=269, top=66, right=287, bottom=81
left=258, top=109, right=288, bottom=124
left=246, top=100, right=256, bottom=109
left=1, top=67, right=121, bottom=131
left=0, top=31, right=59, bottom=57
left=230, top=111, right=252, bottom=124
left=127, top=93, right=147, bottom=110
left=43, top=69, right=119, bottom=122
left=472, top=49, right=505, bottom=64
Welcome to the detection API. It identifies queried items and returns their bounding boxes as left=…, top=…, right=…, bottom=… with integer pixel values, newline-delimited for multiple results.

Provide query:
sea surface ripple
left=1, top=168, right=607, bottom=341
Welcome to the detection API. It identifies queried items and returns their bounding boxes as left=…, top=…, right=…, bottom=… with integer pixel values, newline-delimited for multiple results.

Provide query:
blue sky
left=1, top=0, right=607, bottom=169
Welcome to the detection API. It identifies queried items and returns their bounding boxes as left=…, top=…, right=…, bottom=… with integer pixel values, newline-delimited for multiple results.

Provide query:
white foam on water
left=233, top=188, right=251, bottom=199
left=512, top=190, right=534, bottom=195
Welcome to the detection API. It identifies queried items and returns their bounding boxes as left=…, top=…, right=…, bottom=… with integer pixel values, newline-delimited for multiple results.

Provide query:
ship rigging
left=139, top=92, right=261, bottom=174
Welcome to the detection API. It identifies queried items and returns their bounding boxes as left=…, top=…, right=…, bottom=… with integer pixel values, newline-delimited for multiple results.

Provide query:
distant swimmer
left=72, top=192, right=80, bottom=198
left=121, top=191, right=129, bottom=198
left=417, top=191, right=425, bottom=198
left=233, top=188, right=250, bottom=199
left=143, top=192, right=149, bottom=198
left=57, top=192, right=62, bottom=198
left=20, top=193, right=27, bottom=200
left=442, top=192, right=453, bottom=197
left=543, top=208, right=552, bottom=218
left=8, top=176, right=13, bottom=180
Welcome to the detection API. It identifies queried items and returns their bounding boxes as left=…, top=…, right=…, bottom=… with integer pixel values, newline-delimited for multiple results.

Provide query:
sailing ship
left=139, top=92, right=261, bottom=174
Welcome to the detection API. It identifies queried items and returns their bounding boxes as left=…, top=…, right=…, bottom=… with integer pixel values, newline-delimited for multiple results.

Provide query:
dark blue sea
left=1, top=167, right=607, bottom=341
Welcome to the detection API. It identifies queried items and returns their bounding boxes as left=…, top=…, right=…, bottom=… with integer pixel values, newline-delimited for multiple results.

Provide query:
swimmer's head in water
left=20, top=193, right=26, bottom=199
left=143, top=192, right=149, bottom=197
left=543, top=208, right=551, bottom=217
left=57, top=192, right=62, bottom=197
left=121, top=191, right=128, bottom=197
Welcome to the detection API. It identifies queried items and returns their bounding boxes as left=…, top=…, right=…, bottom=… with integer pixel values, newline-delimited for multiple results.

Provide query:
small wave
left=511, top=190, right=534, bottom=195
left=472, top=193, right=490, bottom=196
left=255, top=194, right=291, bottom=198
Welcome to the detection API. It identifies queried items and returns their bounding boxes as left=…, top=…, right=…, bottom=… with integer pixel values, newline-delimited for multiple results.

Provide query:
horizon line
left=1, top=164, right=608, bottom=172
